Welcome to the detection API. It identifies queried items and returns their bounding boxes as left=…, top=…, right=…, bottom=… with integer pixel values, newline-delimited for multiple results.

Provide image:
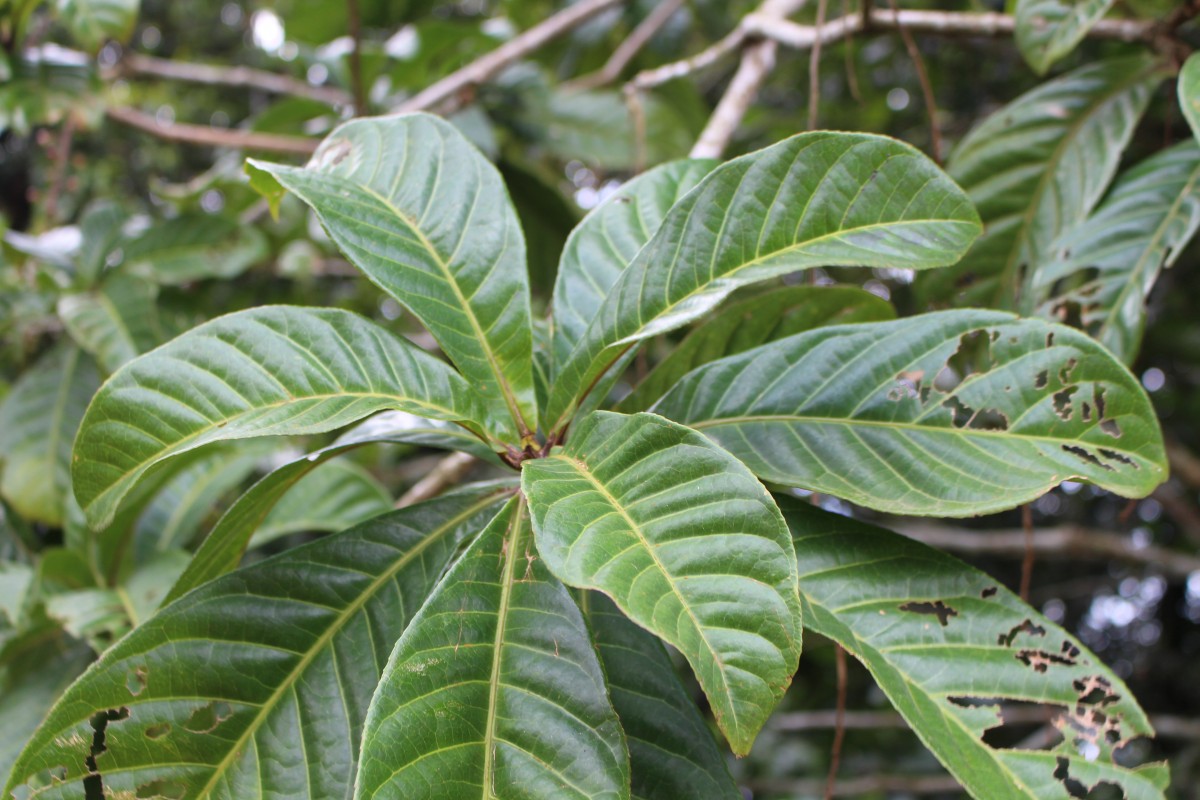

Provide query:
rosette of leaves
left=4, top=114, right=1169, bottom=800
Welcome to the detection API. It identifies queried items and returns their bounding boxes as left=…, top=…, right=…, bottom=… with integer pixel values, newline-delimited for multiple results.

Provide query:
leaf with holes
left=1014, top=0, right=1116, bottom=75
left=522, top=411, right=802, bottom=754
left=581, top=592, right=741, bottom=800
left=654, top=310, right=1166, bottom=517
left=355, top=498, right=629, bottom=800
left=786, top=498, right=1168, bottom=800
left=1181, top=53, right=1200, bottom=144
left=545, top=131, right=981, bottom=431
left=71, top=305, right=491, bottom=531
left=248, top=114, right=538, bottom=442
left=1031, top=141, right=1200, bottom=363
left=3, top=487, right=509, bottom=800
left=918, top=56, right=1163, bottom=309
left=617, top=285, right=895, bottom=413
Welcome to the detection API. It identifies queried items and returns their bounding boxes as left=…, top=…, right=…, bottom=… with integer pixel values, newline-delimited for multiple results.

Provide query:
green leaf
left=582, top=592, right=741, bottom=800
left=1179, top=53, right=1200, bottom=144
left=0, top=346, right=100, bottom=526
left=546, top=131, right=982, bottom=431
left=249, top=459, right=391, bottom=549
left=1031, top=141, right=1200, bottom=363
left=4, top=488, right=509, bottom=800
left=75, top=200, right=128, bottom=287
left=355, top=497, right=629, bottom=800
left=121, top=213, right=267, bottom=285
left=72, top=305, right=492, bottom=531
left=550, top=159, right=716, bottom=371
left=654, top=310, right=1166, bottom=517
left=248, top=114, right=538, bottom=442
left=919, top=56, right=1163, bottom=309
left=785, top=498, right=1168, bottom=800
left=58, top=272, right=162, bottom=373
left=163, top=412, right=506, bottom=605
left=616, top=285, right=896, bottom=413
left=1014, top=0, right=1116, bottom=75
left=54, top=0, right=139, bottom=51
left=522, top=411, right=802, bottom=754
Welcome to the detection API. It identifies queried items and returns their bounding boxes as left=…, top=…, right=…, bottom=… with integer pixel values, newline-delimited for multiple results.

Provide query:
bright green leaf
left=355, top=498, right=629, bottom=800
left=248, top=114, right=538, bottom=442
left=72, top=305, right=492, bottom=530
left=4, top=487, right=509, bottom=800
left=54, top=0, right=139, bottom=52
left=546, top=131, right=982, bottom=431
left=522, top=411, right=802, bottom=754
left=654, top=310, right=1167, bottom=516
left=1015, top=0, right=1116, bottom=75
left=785, top=498, right=1168, bottom=800
left=1179, top=53, right=1200, bottom=143
left=58, top=272, right=162, bottom=373
left=1031, top=141, right=1200, bottom=363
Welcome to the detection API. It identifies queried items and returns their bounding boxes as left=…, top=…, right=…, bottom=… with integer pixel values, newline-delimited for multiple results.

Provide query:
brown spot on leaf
left=143, top=722, right=171, bottom=740
left=125, top=667, right=147, bottom=697
left=183, top=701, right=232, bottom=734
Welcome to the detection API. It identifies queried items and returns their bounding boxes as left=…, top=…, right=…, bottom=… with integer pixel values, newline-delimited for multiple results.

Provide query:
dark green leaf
left=1015, top=0, right=1116, bottom=75
left=249, top=459, right=391, bottom=549
left=1179, top=53, right=1200, bottom=143
left=121, top=214, right=267, bottom=285
left=58, top=273, right=162, bottom=373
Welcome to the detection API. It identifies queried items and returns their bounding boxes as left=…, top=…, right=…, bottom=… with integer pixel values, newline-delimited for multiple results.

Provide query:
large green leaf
left=581, top=592, right=741, bottom=800
left=0, top=346, right=100, bottom=526
left=617, top=285, right=895, bottom=413
left=1180, top=53, right=1200, bottom=144
left=72, top=305, right=491, bottom=530
left=550, top=159, right=715, bottom=372
left=355, top=498, right=629, bottom=800
left=1031, top=141, right=1200, bottom=363
left=545, top=132, right=982, bottom=431
left=121, top=214, right=267, bottom=285
left=54, top=0, right=138, bottom=51
left=919, top=56, right=1162, bottom=308
left=654, top=310, right=1166, bottom=517
left=3, top=487, right=509, bottom=800
left=58, top=273, right=162, bottom=373
left=249, top=459, right=391, bottom=549
left=785, top=498, right=1168, bottom=800
left=522, top=411, right=802, bottom=754
left=248, top=115, right=538, bottom=442
left=1014, top=0, right=1116, bottom=75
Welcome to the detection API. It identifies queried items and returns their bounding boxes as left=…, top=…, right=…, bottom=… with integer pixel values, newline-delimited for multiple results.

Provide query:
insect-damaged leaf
left=3, top=488, right=509, bottom=800
left=522, top=411, right=802, bottom=754
left=355, top=498, right=629, bottom=800
left=785, top=498, right=1168, bottom=800
left=653, top=310, right=1166, bottom=517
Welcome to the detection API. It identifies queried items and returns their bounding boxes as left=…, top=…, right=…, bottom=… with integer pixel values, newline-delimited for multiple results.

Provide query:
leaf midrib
left=480, top=498, right=524, bottom=799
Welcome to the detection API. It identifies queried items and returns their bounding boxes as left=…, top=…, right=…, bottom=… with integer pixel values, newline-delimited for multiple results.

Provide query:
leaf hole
left=1061, top=445, right=1114, bottom=472
left=125, top=667, right=147, bottom=697
left=1015, top=646, right=1077, bottom=672
left=135, top=779, right=187, bottom=799
left=998, top=618, right=1046, bottom=647
left=898, top=600, right=957, bottom=626
left=1053, top=386, right=1078, bottom=421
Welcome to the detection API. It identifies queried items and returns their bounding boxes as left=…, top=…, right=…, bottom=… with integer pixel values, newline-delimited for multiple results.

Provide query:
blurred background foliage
left=1, top=0, right=1198, bottom=797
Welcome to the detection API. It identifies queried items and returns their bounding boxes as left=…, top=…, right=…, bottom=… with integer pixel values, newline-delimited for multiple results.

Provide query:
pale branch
left=106, top=106, right=319, bottom=154
left=627, top=26, right=747, bottom=91
left=895, top=521, right=1200, bottom=581
left=395, top=452, right=478, bottom=508
left=808, top=0, right=829, bottom=130
left=565, top=0, right=686, bottom=91
left=883, top=0, right=942, bottom=163
left=390, top=0, right=625, bottom=114
left=112, top=52, right=352, bottom=106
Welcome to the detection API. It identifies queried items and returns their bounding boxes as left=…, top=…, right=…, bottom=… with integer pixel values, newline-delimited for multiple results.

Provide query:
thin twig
left=106, top=106, right=318, bottom=154
left=1020, top=504, right=1034, bottom=601
left=841, top=0, right=861, bottom=103
left=824, top=644, right=847, bottom=800
left=42, top=114, right=76, bottom=224
left=347, top=0, right=367, bottom=115
left=884, top=0, right=942, bottom=163
left=566, top=0, right=686, bottom=91
left=626, top=26, right=747, bottom=92
left=113, top=52, right=352, bottom=105
left=395, top=452, right=478, bottom=508
left=623, top=83, right=648, bottom=173
left=808, top=0, right=829, bottom=129
left=391, top=0, right=625, bottom=114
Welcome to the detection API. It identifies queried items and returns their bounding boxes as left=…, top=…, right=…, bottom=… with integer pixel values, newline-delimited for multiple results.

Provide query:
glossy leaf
left=546, top=132, right=982, bottom=430
left=1031, top=141, right=1200, bottom=363
left=582, top=592, right=741, bottom=800
left=355, top=498, right=629, bottom=800
left=4, top=488, right=509, bottom=800
left=654, top=310, right=1167, bottom=517
left=617, top=285, right=896, bottom=413
left=785, top=498, right=1168, bottom=800
left=522, top=411, right=802, bottom=754
left=250, top=459, right=391, bottom=549
left=58, top=272, right=162, bottom=373
left=121, top=213, right=267, bottom=285
left=248, top=115, right=538, bottom=441
left=550, top=159, right=716, bottom=369
left=920, top=56, right=1162, bottom=308
left=1015, top=0, right=1115, bottom=75
left=1180, top=53, right=1200, bottom=144
left=72, top=305, right=491, bottom=530
left=0, top=346, right=100, bottom=526
left=54, top=0, right=138, bottom=51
